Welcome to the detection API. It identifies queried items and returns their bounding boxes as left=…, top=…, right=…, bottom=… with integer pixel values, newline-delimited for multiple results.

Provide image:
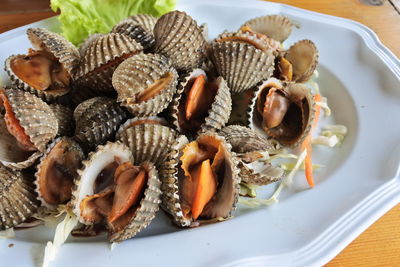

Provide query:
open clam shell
left=35, top=137, right=84, bottom=209
left=74, top=97, right=129, bottom=152
left=153, top=10, right=206, bottom=71
left=159, top=132, right=240, bottom=227
left=249, top=80, right=315, bottom=147
left=241, top=15, right=295, bottom=43
left=220, top=125, right=283, bottom=186
left=0, top=165, right=39, bottom=230
left=112, top=19, right=155, bottom=52
left=112, top=53, right=178, bottom=116
left=109, top=161, right=161, bottom=242
left=49, top=104, right=74, bottom=137
left=0, top=88, right=58, bottom=153
left=118, top=123, right=178, bottom=167
left=0, top=116, right=43, bottom=170
left=27, top=28, right=80, bottom=76
left=72, top=142, right=161, bottom=242
left=5, top=28, right=80, bottom=102
left=72, top=142, right=133, bottom=225
left=209, top=41, right=275, bottom=94
left=75, top=33, right=143, bottom=92
left=170, top=68, right=232, bottom=137
left=283, top=39, right=319, bottom=83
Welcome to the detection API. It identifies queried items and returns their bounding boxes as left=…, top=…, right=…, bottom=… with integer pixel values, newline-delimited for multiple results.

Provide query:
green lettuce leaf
left=50, top=0, right=176, bottom=45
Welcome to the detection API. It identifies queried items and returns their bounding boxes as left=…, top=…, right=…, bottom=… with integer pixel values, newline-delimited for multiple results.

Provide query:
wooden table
left=0, top=0, right=399, bottom=265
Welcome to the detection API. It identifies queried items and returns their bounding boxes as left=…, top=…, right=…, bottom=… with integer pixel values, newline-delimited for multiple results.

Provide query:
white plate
left=1, top=0, right=400, bottom=266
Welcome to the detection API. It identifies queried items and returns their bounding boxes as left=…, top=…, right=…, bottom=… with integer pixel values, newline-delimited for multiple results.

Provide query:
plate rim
left=1, top=0, right=400, bottom=266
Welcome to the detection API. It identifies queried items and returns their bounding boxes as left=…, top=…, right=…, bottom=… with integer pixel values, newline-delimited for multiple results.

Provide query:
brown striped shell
left=112, top=19, right=155, bottom=52
left=0, top=89, right=58, bottom=152
left=0, top=165, right=39, bottom=230
left=153, top=10, right=206, bottom=71
left=115, top=116, right=168, bottom=140
left=0, top=116, right=43, bottom=170
left=118, top=123, right=178, bottom=168
left=241, top=15, right=295, bottom=43
left=249, top=79, right=315, bottom=147
left=282, top=39, right=319, bottom=83
left=170, top=68, right=232, bottom=137
left=78, top=33, right=104, bottom=56
left=128, top=14, right=157, bottom=33
left=209, top=41, right=275, bottom=94
left=227, top=88, right=256, bottom=126
left=35, top=137, right=84, bottom=209
left=49, top=104, right=74, bottom=137
left=5, top=28, right=80, bottom=102
left=112, top=53, right=178, bottom=116
left=220, top=125, right=283, bottom=186
left=75, top=33, right=143, bottom=92
left=71, top=142, right=161, bottom=242
left=159, top=132, right=240, bottom=227
left=74, top=97, right=129, bottom=151
left=109, top=160, right=161, bottom=242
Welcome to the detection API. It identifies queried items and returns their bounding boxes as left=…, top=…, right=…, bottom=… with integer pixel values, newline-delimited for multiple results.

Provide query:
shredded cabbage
left=42, top=209, right=78, bottom=267
left=280, top=162, right=323, bottom=171
left=316, top=98, right=331, bottom=117
left=312, top=135, right=339, bottom=147
left=239, top=150, right=307, bottom=208
left=240, top=183, right=258, bottom=198
left=0, top=228, right=15, bottom=239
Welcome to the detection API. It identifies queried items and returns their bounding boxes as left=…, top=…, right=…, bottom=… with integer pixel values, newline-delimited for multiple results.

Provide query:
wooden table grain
left=0, top=0, right=399, bottom=266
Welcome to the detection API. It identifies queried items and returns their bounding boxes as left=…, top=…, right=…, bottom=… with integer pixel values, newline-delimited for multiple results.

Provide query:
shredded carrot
left=301, top=93, right=322, bottom=188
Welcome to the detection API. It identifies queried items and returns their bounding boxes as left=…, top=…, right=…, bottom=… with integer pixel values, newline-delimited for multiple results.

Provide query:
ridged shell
left=112, top=19, right=155, bottom=52
left=27, top=28, right=80, bottom=77
left=75, top=33, right=143, bottom=92
left=215, top=30, right=281, bottom=53
left=74, top=97, right=129, bottom=151
left=112, top=53, right=178, bottom=116
left=153, top=11, right=206, bottom=71
left=0, top=116, right=43, bottom=170
left=209, top=41, right=275, bottom=93
left=72, top=141, right=133, bottom=225
left=159, top=132, right=240, bottom=227
left=0, top=165, right=39, bottom=230
left=249, top=81, right=315, bottom=147
left=49, top=104, right=74, bottom=137
left=67, top=84, right=115, bottom=108
left=284, top=39, right=319, bottom=83
left=78, top=33, right=104, bottom=56
left=238, top=161, right=284, bottom=186
left=118, top=123, right=178, bottom=167
left=128, top=14, right=157, bottom=33
left=227, top=88, right=255, bottom=126
left=2, top=88, right=58, bottom=152
left=115, top=116, right=168, bottom=140
left=220, top=125, right=280, bottom=154
left=220, top=125, right=283, bottom=185
left=241, top=15, right=295, bottom=43
left=34, top=137, right=84, bottom=209
left=170, top=69, right=232, bottom=136
left=5, top=55, right=71, bottom=103
left=109, top=161, right=161, bottom=242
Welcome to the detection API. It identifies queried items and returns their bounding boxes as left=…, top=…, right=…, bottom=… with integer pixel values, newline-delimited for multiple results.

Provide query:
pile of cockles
left=0, top=11, right=319, bottom=242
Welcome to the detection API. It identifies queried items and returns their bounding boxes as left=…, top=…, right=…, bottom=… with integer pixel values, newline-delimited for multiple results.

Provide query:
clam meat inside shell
left=177, top=70, right=218, bottom=134
left=178, top=135, right=235, bottom=221
left=10, top=49, right=71, bottom=94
